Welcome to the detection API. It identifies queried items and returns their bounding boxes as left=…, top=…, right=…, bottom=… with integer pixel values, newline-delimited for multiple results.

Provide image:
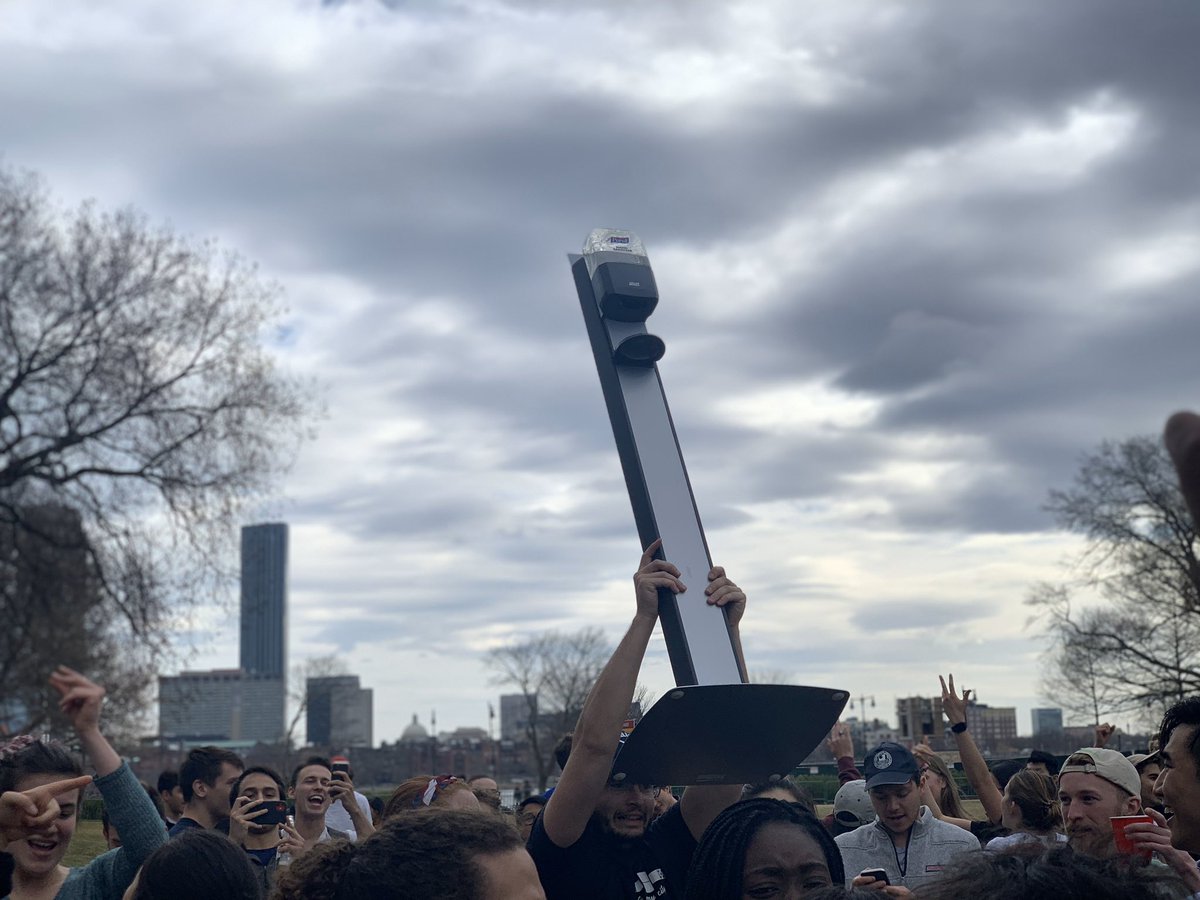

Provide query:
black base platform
left=609, top=683, right=849, bottom=787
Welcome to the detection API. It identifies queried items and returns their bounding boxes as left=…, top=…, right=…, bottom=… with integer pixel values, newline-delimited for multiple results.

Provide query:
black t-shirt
left=166, top=817, right=205, bottom=839
left=528, top=802, right=696, bottom=900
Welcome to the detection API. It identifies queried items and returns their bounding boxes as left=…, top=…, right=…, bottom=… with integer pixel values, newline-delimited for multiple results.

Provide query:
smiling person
left=1056, top=748, right=1141, bottom=858
left=286, top=759, right=348, bottom=855
left=685, top=798, right=843, bottom=900
left=834, top=742, right=976, bottom=893
left=0, top=666, right=167, bottom=900
left=527, top=540, right=749, bottom=899
left=1112, top=698, right=1200, bottom=895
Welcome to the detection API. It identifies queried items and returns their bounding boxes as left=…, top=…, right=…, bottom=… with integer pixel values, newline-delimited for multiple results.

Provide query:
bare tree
left=0, top=165, right=313, bottom=727
left=1030, top=436, right=1200, bottom=722
left=483, top=627, right=610, bottom=791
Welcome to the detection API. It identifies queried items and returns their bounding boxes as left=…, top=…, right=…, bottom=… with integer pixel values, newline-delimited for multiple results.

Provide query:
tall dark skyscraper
left=240, top=522, right=288, bottom=678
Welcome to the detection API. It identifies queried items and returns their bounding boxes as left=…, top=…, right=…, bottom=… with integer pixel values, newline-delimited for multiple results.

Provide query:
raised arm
left=331, top=774, right=375, bottom=840
left=542, top=540, right=681, bottom=848
left=826, top=724, right=862, bottom=785
left=939, top=673, right=1003, bottom=824
left=50, top=666, right=166, bottom=887
left=50, top=666, right=121, bottom=776
left=678, top=565, right=748, bottom=840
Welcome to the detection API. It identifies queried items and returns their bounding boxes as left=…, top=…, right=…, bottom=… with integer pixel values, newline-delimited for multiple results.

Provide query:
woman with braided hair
left=685, top=798, right=844, bottom=900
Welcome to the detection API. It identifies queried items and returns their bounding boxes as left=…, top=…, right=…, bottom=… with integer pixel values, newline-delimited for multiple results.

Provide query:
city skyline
left=5, top=0, right=1197, bottom=742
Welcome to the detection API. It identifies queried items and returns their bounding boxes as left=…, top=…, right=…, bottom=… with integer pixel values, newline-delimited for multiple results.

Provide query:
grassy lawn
left=64, top=819, right=110, bottom=869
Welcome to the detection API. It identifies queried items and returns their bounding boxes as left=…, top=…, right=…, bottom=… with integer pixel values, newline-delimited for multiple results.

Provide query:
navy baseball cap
left=863, top=742, right=920, bottom=789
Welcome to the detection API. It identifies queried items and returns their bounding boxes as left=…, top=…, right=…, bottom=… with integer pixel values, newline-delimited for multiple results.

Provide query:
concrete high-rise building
left=158, top=522, right=287, bottom=744
left=240, top=523, right=288, bottom=678
left=500, top=693, right=532, bottom=741
left=307, top=676, right=373, bottom=748
left=159, top=670, right=286, bottom=743
left=897, top=696, right=944, bottom=745
left=1032, top=708, right=1064, bottom=736
left=965, top=701, right=1018, bottom=753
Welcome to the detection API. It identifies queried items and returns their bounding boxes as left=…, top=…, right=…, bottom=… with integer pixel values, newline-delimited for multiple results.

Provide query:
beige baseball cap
left=1059, top=748, right=1140, bottom=797
left=1126, top=752, right=1161, bottom=772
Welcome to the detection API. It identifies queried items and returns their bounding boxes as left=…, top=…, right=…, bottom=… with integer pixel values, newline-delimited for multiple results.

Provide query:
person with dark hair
left=1127, top=752, right=1165, bottom=814
left=1027, top=750, right=1061, bottom=777
left=989, top=759, right=1022, bottom=792
left=124, top=829, right=261, bottom=900
left=1154, top=697, right=1200, bottom=854
left=652, top=788, right=678, bottom=823
left=270, top=808, right=544, bottom=900
left=154, top=772, right=183, bottom=829
left=169, top=746, right=244, bottom=838
left=834, top=742, right=977, bottom=890
left=382, top=774, right=480, bottom=818
left=527, top=541, right=749, bottom=899
left=0, top=666, right=166, bottom=899
left=517, top=797, right=547, bottom=843
left=227, top=766, right=296, bottom=893
left=915, top=845, right=1191, bottom=899
left=285, top=758, right=351, bottom=856
left=984, top=769, right=1064, bottom=851
left=684, top=798, right=844, bottom=900
left=1112, top=697, right=1200, bottom=894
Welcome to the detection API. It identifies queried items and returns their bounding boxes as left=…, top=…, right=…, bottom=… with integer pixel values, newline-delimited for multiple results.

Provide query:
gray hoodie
left=834, top=806, right=978, bottom=890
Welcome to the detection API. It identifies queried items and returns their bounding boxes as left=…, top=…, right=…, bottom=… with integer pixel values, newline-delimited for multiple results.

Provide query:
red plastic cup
left=1111, top=814, right=1154, bottom=859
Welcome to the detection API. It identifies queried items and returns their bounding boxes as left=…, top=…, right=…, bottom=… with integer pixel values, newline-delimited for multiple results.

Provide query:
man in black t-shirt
left=527, top=541, right=747, bottom=900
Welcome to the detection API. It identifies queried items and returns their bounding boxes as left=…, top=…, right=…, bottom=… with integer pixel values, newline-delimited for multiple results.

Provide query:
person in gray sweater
left=834, top=742, right=977, bottom=893
left=0, top=666, right=167, bottom=900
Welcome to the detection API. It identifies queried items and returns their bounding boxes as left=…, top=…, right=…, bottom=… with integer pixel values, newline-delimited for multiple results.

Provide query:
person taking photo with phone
left=227, top=766, right=295, bottom=893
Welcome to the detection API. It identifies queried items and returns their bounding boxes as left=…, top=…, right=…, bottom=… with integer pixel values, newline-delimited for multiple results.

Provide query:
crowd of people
left=1, top=415, right=1199, bottom=898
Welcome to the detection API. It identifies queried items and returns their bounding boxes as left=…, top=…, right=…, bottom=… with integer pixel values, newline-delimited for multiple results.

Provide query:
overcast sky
left=4, top=0, right=1198, bottom=747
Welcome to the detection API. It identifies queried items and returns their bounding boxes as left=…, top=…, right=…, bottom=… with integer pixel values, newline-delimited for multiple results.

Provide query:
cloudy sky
left=5, top=0, right=1198, bottom=746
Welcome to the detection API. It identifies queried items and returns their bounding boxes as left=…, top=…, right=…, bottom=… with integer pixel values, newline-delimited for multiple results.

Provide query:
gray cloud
left=3, top=0, right=1195, bottom=735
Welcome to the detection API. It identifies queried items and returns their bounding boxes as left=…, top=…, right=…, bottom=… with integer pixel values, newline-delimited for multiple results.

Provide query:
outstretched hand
left=939, top=674, right=969, bottom=727
left=1, top=775, right=93, bottom=848
left=634, top=539, right=685, bottom=620
left=49, top=666, right=105, bottom=736
left=1094, top=722, right=1116, bottom=748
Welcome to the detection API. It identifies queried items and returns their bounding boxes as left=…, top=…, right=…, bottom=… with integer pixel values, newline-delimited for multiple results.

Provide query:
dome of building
left=401, top=714, right=429, bottom=741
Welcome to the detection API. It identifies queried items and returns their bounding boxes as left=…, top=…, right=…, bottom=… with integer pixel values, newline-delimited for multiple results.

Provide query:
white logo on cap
left=874, top=750, right=893, bottom=770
